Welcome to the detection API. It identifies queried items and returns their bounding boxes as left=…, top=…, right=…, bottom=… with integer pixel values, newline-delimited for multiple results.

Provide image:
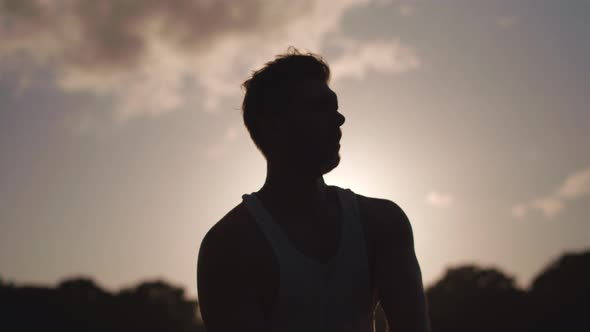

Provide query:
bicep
left=197, top=231, right=266, bottom=332
left=375, top=202, right=431, bottom=332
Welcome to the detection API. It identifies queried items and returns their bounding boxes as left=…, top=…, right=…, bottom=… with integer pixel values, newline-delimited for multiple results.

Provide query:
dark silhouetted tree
left=0, top=276, right=204, bottom=332
left=529, top=250, right=590, bottom=331
left=3, top=249, right=590, bottom=331
left=116, top=279, right=202, bottom=332
left=426, top=265, right=528, bottom=332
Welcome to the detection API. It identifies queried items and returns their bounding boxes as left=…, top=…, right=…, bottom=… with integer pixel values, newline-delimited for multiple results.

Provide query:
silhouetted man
left=197, top=47, right=431, bottom=332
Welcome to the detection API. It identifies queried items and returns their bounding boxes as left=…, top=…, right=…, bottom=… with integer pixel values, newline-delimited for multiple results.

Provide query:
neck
left=257, top=160, right=329, bottom=211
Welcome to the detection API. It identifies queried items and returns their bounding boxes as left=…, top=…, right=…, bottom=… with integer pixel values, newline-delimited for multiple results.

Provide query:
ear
left=269, top=113, right=289, bottom=134
left=260, top=115, right=283, bottom=144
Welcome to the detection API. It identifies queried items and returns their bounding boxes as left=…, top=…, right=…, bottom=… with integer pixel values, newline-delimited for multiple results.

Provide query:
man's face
left=279, top=79, right=345, bottom=175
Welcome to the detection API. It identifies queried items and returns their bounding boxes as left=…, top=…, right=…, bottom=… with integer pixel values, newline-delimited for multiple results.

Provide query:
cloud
left=329, top=37, right=420, bottom=81
left=1, top=0, right=319, bottom=119
left=425, top=190, right=453, bottom=208
left=372, top=0, right=394, bottom=6
left=510, top=203, right=528, bottom=219
left=1, top=0, right=419, bottom=125
left=398, top=4, right=414, bottom=17
left=531, top=196, right=565, bottom=219
left=556, top=167, right=590, bottom=199
left=497, top=16, right=517, bottom=29
left=511, top=166, right=590, bottom=220
left=371, top=0, right=415, bottom=16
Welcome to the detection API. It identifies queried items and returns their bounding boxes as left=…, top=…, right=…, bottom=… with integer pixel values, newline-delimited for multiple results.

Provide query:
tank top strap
left=332, top=186, right=367, bottom=274
left=242, top=186, right=359, bottom=265
left=335, top=187, right=360, bottom=228
left=241, top=192, right=295, bottom=261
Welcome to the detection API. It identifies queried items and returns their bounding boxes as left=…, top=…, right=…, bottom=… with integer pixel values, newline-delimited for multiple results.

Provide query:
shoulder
left=354, top=191, right=409, bottom=228
left=353, top=192, right=413, bottom=245
left=199, top=202, right=255, bottom=260
left=196, top=202, right=268, bottom=331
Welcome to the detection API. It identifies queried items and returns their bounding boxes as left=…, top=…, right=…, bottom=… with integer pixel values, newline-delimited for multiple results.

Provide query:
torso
left=259, top=185, right=344, bottom=265
left=221, top=187, right=383, bottom=320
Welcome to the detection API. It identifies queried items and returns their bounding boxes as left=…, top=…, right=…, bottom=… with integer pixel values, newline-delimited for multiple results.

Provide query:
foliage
left=1, top=249, right=588, bottom=331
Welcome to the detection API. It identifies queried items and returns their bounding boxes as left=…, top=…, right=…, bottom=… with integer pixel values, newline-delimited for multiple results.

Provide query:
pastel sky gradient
left=1, top=0, right=589, bottom=298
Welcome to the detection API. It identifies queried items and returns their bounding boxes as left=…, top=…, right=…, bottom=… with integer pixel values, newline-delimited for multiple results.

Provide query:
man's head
left=241, top=47, right=346, bottom=176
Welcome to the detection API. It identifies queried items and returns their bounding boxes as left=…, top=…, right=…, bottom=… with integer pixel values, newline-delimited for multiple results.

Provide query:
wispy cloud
left=329, top=37, right=420, bottom=81
left=497, top=15, right=518, bottom=29
left=2, top=0, right=323, bottom=119
left=510, top=203, right=528, bottom=220
left=2, top=0, right=420, bottom=125
left=372, top=0, right=394, bottom=7
left=511, top=167, right=590, bottom=220
left=531, top=196, right=565, bottom=219
left=556, top=167, right=590, bottom=199
left=398, top=4, right=415, bottom=17
left=425, top=190, right=453, bottom=208
left=371, top=0, right=415, bottom=16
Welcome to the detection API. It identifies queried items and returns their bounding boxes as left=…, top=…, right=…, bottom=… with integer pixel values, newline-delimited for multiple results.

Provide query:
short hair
left=241, top=46, right=331, bottom=158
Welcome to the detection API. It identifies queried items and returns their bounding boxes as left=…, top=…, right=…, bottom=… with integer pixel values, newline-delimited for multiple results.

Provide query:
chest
left=274, top=206, right=343, bottom=264
left=245, top=197, right=377, bottom=317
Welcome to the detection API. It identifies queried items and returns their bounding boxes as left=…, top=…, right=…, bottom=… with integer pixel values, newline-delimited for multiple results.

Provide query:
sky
left=1, top=0, right=589, bottom=299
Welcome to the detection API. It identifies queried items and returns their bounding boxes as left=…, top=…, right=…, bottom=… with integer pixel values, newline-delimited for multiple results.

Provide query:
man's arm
left=197, top=225, right=266, bottom=332
left=375, top=201, right=431, bottom=332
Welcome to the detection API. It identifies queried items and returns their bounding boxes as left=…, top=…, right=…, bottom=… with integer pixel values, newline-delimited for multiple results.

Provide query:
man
left=197, top=47, right=431, bottom=332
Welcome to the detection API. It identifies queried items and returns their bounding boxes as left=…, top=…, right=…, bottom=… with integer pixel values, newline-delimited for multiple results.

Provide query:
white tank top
left=241, top=185, right=375, bottom=332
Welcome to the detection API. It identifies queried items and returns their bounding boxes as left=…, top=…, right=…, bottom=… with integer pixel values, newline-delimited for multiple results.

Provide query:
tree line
left=1, top=249, right=588, bottom=331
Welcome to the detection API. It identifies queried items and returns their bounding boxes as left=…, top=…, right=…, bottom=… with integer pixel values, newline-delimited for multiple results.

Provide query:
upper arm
left=197, top=225, right=266, bottom=332
left=374, top=201, right=431, bottom=332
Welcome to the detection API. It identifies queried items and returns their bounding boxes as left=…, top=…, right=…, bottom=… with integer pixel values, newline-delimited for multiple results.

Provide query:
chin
left=318, top=154, right=340, bottom=175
